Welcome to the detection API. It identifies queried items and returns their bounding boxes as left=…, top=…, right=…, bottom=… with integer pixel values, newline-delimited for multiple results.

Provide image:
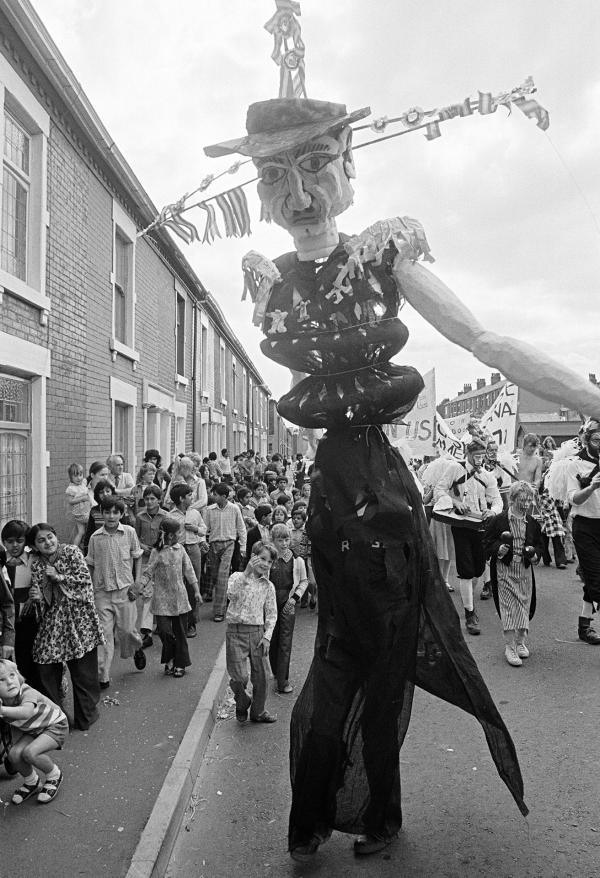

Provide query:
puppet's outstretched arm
left=394, top=258, right=600, bottom=419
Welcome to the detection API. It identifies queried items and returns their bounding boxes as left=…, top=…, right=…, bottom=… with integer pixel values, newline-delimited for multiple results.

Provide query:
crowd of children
left=0, top=447, right=315, bottom=804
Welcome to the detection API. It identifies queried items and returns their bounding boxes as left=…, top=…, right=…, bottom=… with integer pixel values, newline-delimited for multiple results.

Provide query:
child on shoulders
left=65, top=463, right=92, bottom=548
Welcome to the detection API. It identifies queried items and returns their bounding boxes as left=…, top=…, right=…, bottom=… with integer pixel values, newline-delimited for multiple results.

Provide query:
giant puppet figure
left=205, top=98, right=600, bottom=860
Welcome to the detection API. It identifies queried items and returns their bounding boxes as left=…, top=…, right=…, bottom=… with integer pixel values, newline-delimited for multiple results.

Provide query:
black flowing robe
left=288, top=428, right=528, bottom=847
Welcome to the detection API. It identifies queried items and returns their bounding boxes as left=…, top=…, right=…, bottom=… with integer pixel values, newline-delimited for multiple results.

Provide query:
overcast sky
left=37, top=0, right=600, bottom=404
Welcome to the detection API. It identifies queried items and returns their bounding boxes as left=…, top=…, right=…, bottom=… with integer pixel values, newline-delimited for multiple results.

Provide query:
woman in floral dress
left=27, top=523, right=104, bottom=730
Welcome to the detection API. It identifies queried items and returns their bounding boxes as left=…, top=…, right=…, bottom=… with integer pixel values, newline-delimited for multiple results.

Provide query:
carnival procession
left=1, top=1, right=599, bottom=876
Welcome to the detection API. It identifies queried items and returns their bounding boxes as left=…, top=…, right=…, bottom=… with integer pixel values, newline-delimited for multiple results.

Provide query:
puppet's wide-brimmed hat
left=203, top=98, right=371, bottom=159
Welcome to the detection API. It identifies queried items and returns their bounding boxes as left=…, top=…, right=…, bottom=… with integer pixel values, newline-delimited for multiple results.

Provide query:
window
left=219, top=341, right=226, bottom=404
left=2, top=112, right=29, bottom=282
left=110, top=200, right=138, bottom=364
left=0, top=375, right=30, bottom=527
left=201, top=322, right=208, bottom=393
left=176, top=293, right=185, bottom=377
left=232, top=361, right=237, bottom=412
left=110, top=377, right=137, bottom=472
left=114, top=230, right=131, bottom=344
left=114, top=403, right=130, bottom=468
left=0, top=58, right=50, bottom=313
left=175, top=402, right=187, bottom=454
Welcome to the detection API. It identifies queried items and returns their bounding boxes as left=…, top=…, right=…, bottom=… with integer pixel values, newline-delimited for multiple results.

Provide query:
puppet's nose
left=287, top=167, right=311, bottom=210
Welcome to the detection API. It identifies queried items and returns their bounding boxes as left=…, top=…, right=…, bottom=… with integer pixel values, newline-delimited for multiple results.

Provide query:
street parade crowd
left=1, top=421, right=599, bottom=811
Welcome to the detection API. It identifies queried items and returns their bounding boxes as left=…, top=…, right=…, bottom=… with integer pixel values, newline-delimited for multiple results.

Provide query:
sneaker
left=141, top=633, right=153, bottom=649
left=290, top=834, right=324, bottom=862
left=133, top=648, right=146, bottom=670
left=250, top=711, right=277, bottom=723
left=465, top=609, right=481, bottom=635
left=37, top=770, right=63, bottom=804
left=353, top=833, right=396, bottom=856
left=480, top=582, right=492, bottom=600
left=516, top=642, right=530, bottom=659
left=504, top=645, right=523, bottom=667
left=445, top=581, right=455, bottom=592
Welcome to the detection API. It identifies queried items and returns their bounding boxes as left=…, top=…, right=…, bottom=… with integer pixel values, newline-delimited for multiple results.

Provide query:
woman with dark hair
left=86, top=460, right=110, bottom=503
left=26, top=523, right=104, bottom=730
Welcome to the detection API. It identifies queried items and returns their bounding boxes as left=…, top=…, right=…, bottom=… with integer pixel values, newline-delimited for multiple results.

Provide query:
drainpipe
left=191, top=301, right=198, bottom=451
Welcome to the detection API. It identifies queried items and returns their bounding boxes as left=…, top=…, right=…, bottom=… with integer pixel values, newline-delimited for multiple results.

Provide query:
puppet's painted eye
left=297, top=154, right=333, bottom=173
left=260, top=165, right=287, bottom=184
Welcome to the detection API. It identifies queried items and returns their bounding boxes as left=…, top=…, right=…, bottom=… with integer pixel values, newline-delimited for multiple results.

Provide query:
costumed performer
left=204, top=96, right=600, bottom=861
left=565, top=419, right=600, bottom=645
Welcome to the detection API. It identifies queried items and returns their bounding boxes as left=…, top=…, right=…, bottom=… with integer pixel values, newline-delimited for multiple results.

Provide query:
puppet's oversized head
left=204, top=98, right=370, bottom=260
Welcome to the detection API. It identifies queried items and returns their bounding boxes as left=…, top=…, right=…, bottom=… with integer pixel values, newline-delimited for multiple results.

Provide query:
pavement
left=0, top=601, right=228, bottom=878
left=3, top=562, right=600, bottom=878
left=164, top=563, right=600, bottom=878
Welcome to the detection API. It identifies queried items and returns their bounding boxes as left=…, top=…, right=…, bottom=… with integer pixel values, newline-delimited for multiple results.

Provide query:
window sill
left=110, top=338, right=140, bottom=364
left=176, top=374, right=189, bottom=387
left=0, top=270, right=51, bottom=314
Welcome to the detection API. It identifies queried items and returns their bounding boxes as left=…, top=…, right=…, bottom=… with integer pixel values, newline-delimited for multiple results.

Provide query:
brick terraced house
left=0, top=0, right=281, bottom=539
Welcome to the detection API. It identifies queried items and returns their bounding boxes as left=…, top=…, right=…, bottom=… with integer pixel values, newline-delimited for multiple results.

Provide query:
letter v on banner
left=478, top=382, right=519, bottom=450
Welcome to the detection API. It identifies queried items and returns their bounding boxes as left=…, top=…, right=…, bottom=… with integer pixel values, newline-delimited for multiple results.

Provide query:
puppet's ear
left=339, top=126, right=356, bottom=180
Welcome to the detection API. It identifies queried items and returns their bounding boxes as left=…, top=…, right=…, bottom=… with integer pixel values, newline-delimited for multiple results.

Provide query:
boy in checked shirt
left=226, top=542, right=278, bottom=724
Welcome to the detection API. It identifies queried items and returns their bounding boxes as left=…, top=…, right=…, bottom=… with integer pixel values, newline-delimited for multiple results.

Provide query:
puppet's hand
left=242, top=251, right=282, bottom=327
left=340, top=216, right=434, bottom=291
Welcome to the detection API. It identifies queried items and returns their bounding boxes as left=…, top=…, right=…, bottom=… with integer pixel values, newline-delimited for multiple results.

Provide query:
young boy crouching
left=0, top=659, right=67, bottom=804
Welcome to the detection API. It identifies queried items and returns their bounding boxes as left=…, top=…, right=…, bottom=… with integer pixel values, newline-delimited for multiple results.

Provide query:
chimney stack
left=491, top=372, right=501, bottom=385
left=463, top=383, right=472, bottom=394
left=476, top=378, right=486, bottom=390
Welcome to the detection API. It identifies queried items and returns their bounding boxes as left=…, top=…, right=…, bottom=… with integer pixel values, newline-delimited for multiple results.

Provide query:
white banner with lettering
left=478, top=382, right=519, bottom=450
left=396, top=368, right=436, bottom=457
left=434, top=412, right=464, bottom=458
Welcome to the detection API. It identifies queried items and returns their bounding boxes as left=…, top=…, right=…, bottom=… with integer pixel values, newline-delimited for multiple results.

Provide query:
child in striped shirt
left=0, top=659, right=68, bottom=804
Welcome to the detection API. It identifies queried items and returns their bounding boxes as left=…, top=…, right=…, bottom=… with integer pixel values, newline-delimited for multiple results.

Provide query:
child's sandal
left=11, top=775, right=40, bottom=805
left=173, top=667, right=185, bottom=678
left=37, top=771, right=63, bottom=804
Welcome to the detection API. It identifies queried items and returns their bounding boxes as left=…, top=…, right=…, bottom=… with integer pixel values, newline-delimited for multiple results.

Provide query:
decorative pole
left=264, top=0, right=307, bottom=98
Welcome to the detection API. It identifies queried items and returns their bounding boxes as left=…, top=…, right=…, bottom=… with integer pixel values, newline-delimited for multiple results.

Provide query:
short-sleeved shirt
left=135, top=508, right=168, bottom=555
left=86, top=523, right=142, bottom=591
left=3, top=683, right=67, bottom=735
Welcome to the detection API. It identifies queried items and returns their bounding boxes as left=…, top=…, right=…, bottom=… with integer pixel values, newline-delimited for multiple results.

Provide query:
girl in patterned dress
left=484, top=482, right=543, bottom=667
left=138, top=518, right=200, bottom=678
